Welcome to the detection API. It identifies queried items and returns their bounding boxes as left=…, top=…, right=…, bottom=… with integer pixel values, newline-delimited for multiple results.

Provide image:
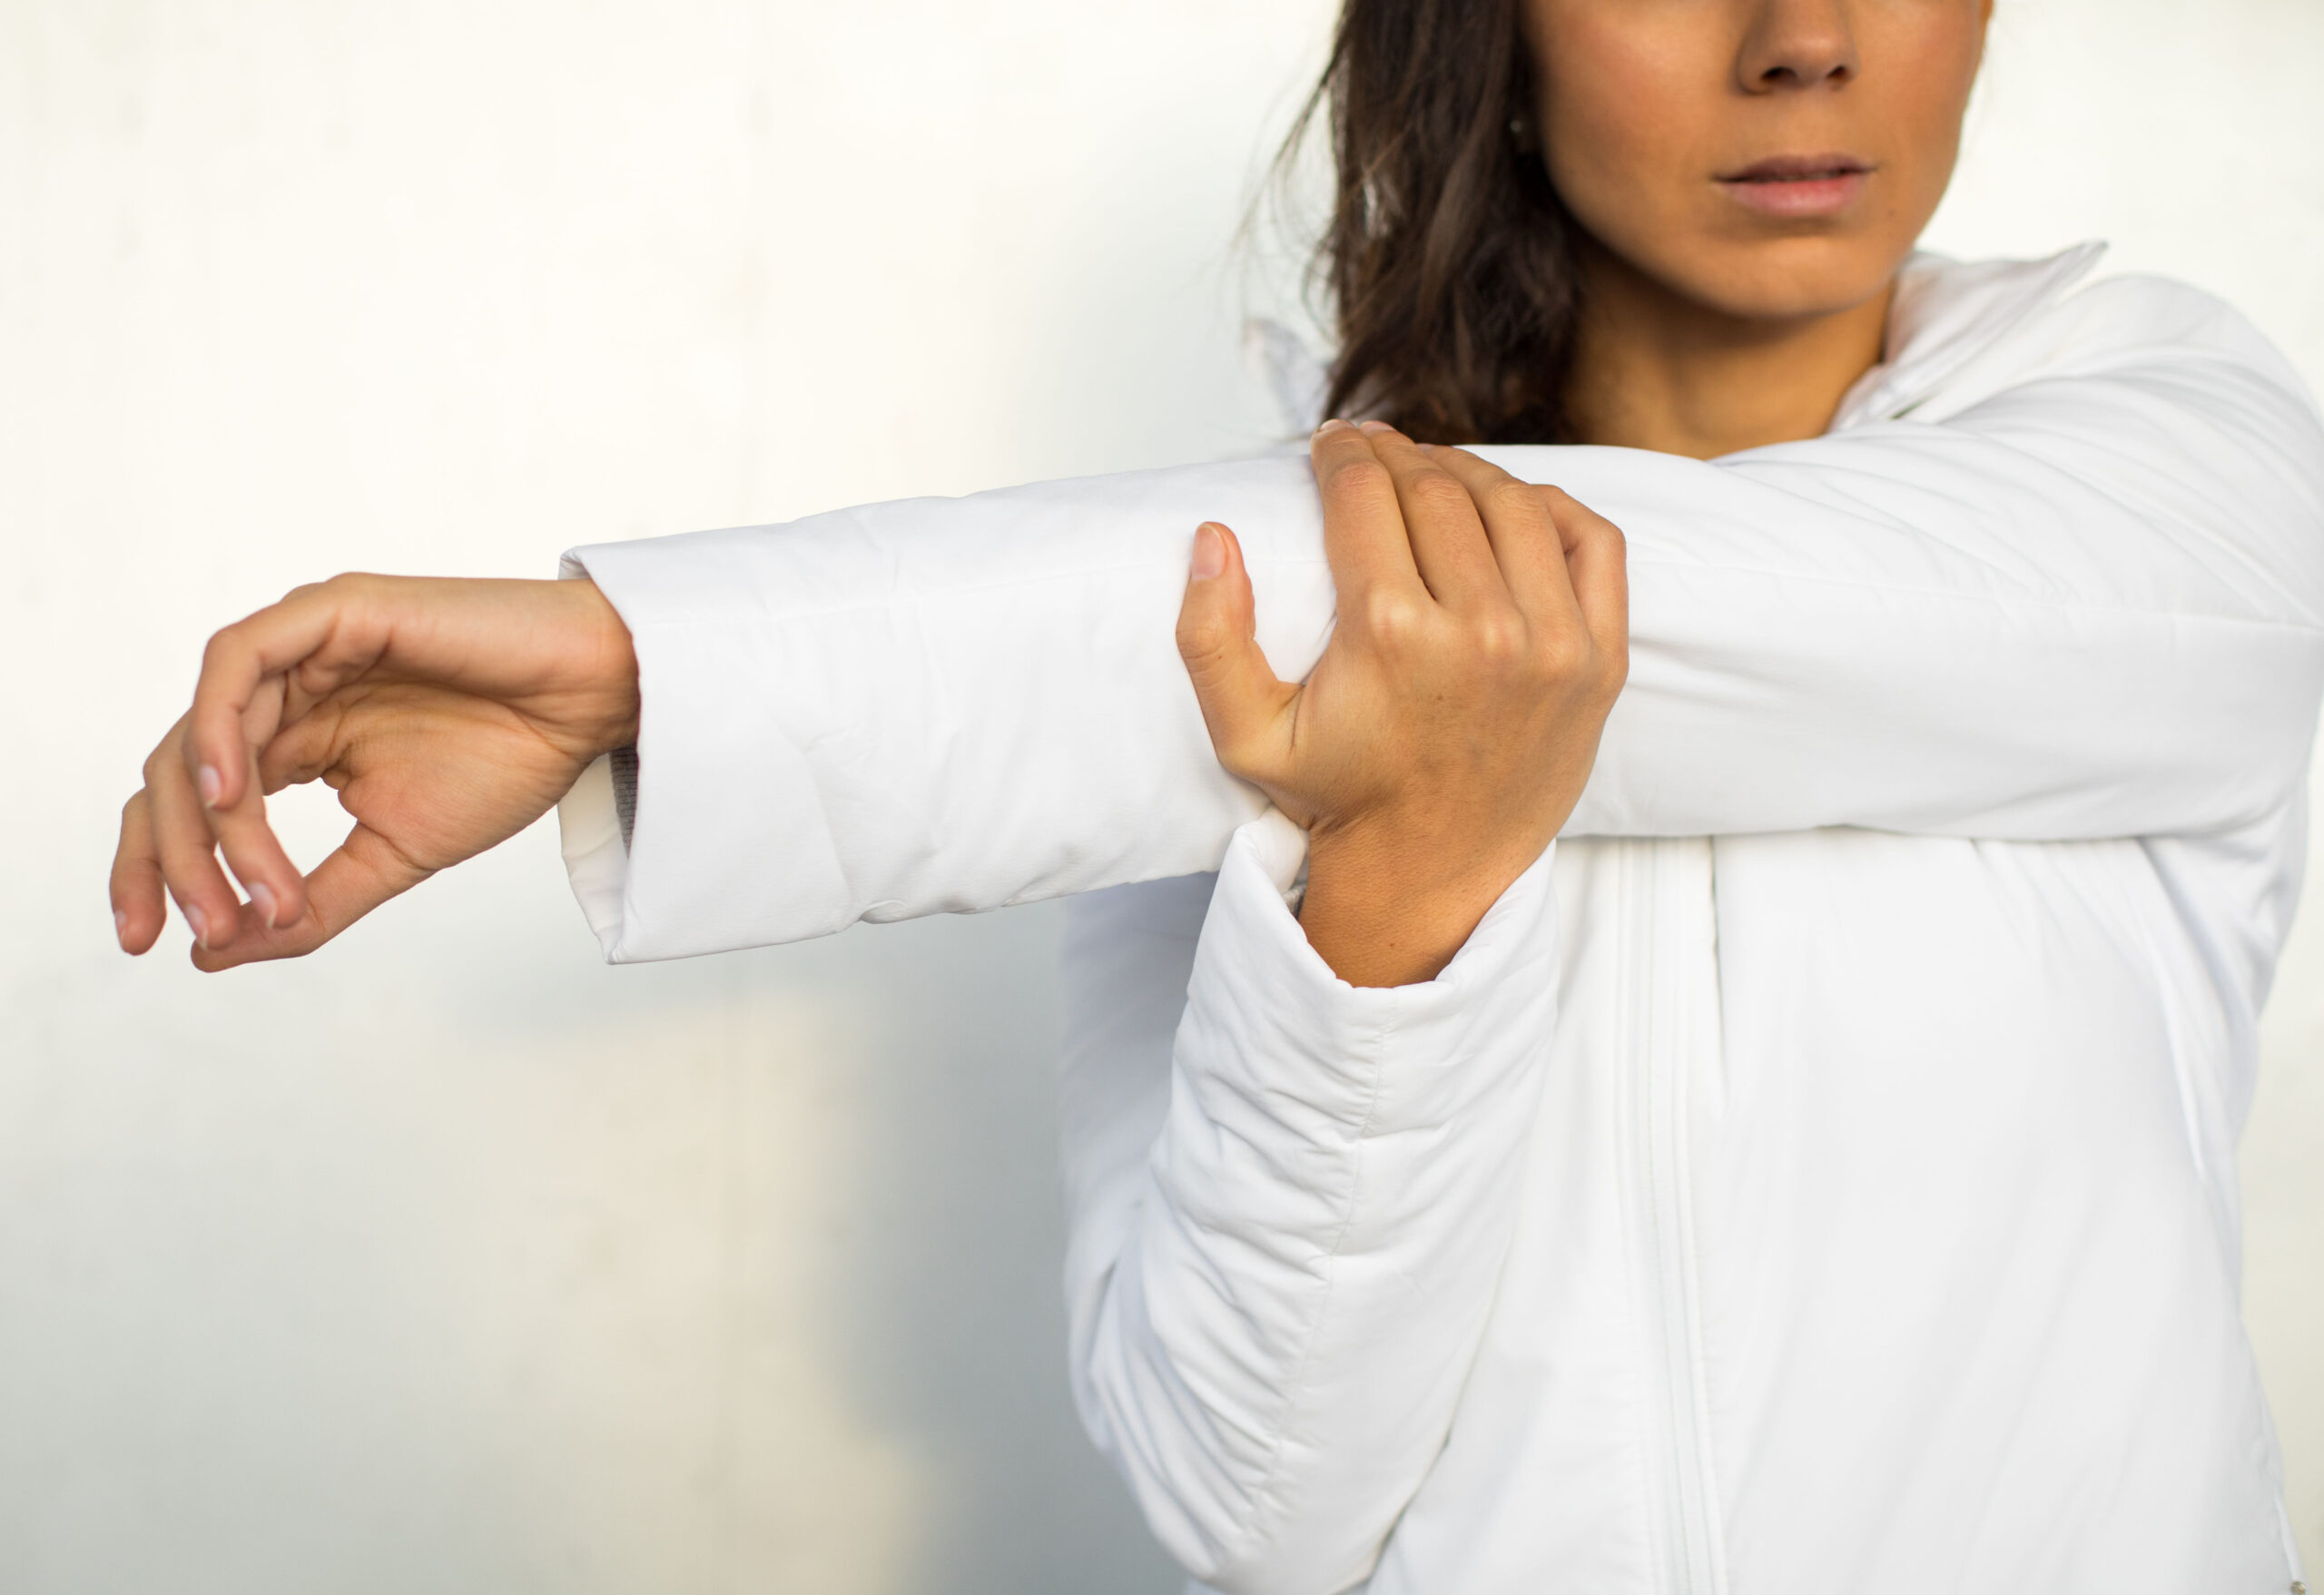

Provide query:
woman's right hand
left=1175, top=420, right=1628, bottom=989
left=111, top=574, right=640, bottom=970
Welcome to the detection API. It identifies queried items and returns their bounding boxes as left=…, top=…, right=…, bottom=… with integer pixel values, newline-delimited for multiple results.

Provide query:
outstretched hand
left=111, top=574, right=640, bottom=970
left=1176, top=419, right=1628, bottom=988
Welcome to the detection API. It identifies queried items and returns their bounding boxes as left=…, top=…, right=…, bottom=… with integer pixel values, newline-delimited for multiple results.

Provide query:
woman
left=110, top=0, right=2324, bottom=1590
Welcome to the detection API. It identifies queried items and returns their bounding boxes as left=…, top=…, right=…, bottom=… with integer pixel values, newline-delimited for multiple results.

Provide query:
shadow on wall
left=421, top=860, right=1190, bottom=1595
left=0, top=827, right=1181, bottom=1595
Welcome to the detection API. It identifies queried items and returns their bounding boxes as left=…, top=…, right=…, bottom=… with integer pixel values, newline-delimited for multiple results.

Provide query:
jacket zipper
left=1621, top=839, right=1728, bottom=1595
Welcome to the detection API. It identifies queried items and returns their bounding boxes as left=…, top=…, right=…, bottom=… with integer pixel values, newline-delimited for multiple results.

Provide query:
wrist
left=566, top=577, right=643, bottom=755
left=1297, top=817, right=1545, bottom=989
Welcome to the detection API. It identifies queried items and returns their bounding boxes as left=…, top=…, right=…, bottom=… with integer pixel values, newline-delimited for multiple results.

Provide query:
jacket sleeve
left=558, top=276, right=2324, bottom=961
left=1057, top=814, right=1562, bottom=1595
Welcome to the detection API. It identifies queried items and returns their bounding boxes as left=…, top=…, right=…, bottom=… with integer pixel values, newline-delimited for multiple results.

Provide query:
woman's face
left=1521, top=0, right=1993, bottom=321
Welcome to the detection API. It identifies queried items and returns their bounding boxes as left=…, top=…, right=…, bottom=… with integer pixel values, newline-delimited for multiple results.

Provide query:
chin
left=1666, top=237, right=1911, bottom=325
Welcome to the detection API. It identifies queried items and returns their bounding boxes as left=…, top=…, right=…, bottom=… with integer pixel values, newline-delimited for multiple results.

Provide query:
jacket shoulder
left=2028, top=272, right=2319, bottom=409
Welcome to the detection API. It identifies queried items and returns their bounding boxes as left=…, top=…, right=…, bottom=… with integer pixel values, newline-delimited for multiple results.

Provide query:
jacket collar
left=1829, top=241, right=2108, bottom=428
left=1246, top=240, right=2112, bottom=439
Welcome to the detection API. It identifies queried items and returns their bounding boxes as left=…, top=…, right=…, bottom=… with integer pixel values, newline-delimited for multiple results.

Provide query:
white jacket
left=559, top=245, right=2324, bottom=1594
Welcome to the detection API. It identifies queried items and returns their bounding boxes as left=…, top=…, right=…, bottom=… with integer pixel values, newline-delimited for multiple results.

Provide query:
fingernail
left=1316, top=418, right=1354, bottom=434
left=249, top=882, right=279, bottom=930
left=113, top=910, right=129, bottom=948
left=197, top=764, right=222, bottom=807
left=1189, top=524, right=1226, bottom=582
left=1358, top=419, right=1393, bottom=436
left=185, top=903, right=211, bottom=948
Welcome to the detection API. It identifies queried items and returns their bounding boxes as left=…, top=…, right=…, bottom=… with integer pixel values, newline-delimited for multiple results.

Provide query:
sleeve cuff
left=1217, top=807, right=1559, bottom=1004
left=556, top=751, right=628, bottom=955
left=549, top=544, right=859, bottom=963
left=1171, top=809, right=1562, bottom=1144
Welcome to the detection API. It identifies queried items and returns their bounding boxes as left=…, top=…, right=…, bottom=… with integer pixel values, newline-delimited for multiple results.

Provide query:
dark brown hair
left=1282, top=0, right=1585, bottom=444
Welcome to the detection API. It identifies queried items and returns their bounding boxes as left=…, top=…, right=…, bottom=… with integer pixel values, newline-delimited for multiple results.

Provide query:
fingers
left=110, top=791, right=168, bottom=954
left=1311, top=421, right=1428, bottom=606
left=192, top=820, right=433, bottom=972
left=185, top=577, right=385, bottom=813
left=1176, top=523, right=1298, bottom=787
left=140, top=718, right=249, bottom=954
left=1354, top=423, right=1504, bottom=611
left=197, top=671, right=310, bottom=930
left=114, top=707, right=313, bottom=960
left=153, top=575, right=389, bottom=950
left=1540, top=487, right=1630, bottom=671
left=1422, top=446, right=1582, bottom=625
left=1385, top=443, right=1629, bottom=678
left=202, top=788, right=307, bottom=933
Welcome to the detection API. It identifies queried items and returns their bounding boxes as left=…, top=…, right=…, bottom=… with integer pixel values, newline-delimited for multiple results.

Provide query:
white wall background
left=2, top=2, right=2319, bottom=1590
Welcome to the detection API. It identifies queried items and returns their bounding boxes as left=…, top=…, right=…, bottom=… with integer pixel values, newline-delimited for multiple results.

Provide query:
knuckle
left=295, top=570, right=369, bottom=610
left=199, top=625, right=241, bottom=668
left=1175, top=606, right=1234, bottom=665
left=1536, top=628, right=1590, bottom=680
left=1327, top=458, right=1394, bottom=504
left=1176, top=622, right=1226, bottom=668
left=1465, top=609, right=1528, bottom=665
left=1601, top=641, right=1632, bottom=693
left=1213, top=732, right=1272, bottom=783
left=1404, top=469, right=1474, bottom=521
left=1482, top=479, right=1541, bottom=522
left=1584, top=519, right=1628, bottom=565
left=1361, top=588, right=1425, bottom=647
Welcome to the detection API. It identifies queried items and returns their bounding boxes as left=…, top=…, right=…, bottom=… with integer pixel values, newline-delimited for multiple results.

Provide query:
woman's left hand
left=1176, top=419, right=1628, bottom=988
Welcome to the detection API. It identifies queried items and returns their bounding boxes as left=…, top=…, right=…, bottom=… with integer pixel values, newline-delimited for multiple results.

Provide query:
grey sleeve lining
left=610, top=743, right=638, bottom=852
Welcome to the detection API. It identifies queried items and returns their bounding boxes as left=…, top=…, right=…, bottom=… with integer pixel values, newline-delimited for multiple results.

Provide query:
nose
left=1736, top=0, right=1860, bottom=92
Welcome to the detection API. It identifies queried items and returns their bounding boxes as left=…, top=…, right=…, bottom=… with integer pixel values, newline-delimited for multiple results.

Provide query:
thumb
left=190, top=820, right=430, bottom=971
left=1177, top=523, right=1295, bottom=785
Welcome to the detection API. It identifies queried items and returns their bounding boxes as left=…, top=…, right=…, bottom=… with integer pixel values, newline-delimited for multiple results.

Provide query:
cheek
left=1896, top=25, right=1984, bottom=174
left=1533, top=23, right=1706, bottom=249
left=1856, top=21, right=1984, bottom=230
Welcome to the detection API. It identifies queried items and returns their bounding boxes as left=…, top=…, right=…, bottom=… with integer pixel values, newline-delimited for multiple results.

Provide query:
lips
left=1715, top=153, right=1874, bottom=219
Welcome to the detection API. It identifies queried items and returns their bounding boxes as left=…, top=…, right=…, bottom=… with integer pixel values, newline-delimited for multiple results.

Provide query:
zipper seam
left=1631, top=839, right=1728, bottom=1595
left=1664, top=839, right=1730, bottom=1595
left=1618, top=841, right=1687, bottom=1595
